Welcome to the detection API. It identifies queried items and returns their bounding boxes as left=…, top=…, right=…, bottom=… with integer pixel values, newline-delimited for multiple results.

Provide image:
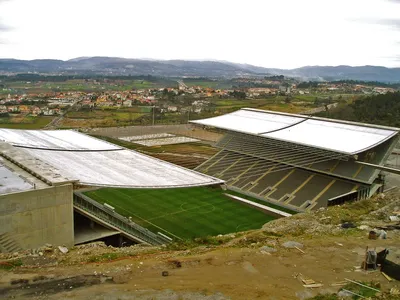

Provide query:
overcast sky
left=0, top=0, right=399, bottom=68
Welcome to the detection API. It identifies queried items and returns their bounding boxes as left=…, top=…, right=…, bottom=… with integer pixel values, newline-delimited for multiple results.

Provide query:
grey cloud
left=0, top=20, right=10, bottom=33
left=351, top=17, right=400, bottom=31
left=0, top=17, right=11, bottom=45
left=378, top=19, right=400, bottom=30
left=0, top=22, right=10, bottom=31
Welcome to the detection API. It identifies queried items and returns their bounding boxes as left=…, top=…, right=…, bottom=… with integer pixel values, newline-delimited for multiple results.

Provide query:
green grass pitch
left=83, top=187, right=276, bottom=240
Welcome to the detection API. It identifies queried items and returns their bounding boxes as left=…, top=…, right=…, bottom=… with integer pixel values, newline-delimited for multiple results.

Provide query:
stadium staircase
left=73, top=192, right=170, bottom=246
left=0, top=233, right=22, bottom=253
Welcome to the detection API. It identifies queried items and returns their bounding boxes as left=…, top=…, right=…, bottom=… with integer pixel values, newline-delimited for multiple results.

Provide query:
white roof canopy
left=0, top=129, right=121, bottom=150
left=0, top=129, right=223, bottom=188
left=23, top=148, right=221, bottom=188
left=191, top=108, right=399, bottom=155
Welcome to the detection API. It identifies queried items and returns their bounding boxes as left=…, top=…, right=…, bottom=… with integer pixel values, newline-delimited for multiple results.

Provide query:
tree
left=316, top=92, right=400, bottom=127
left=228, top=90, right=246, bottom=99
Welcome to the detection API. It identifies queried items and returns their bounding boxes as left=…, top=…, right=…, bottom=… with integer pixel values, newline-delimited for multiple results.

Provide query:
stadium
left=0, top=108, right=399, bottom=252
left=191, top=108, right=400, bottom=212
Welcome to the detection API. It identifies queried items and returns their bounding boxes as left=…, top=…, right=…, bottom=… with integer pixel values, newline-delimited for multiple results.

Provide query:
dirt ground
left=86, top=124, right=223, bottom=142
left=1, top=233, right=399, bottom=299
left=1, top=193, right=400, bottom=300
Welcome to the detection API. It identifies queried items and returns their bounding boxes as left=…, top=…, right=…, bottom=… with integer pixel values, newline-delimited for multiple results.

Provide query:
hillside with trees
left=317, top=92, right=400, bottom=127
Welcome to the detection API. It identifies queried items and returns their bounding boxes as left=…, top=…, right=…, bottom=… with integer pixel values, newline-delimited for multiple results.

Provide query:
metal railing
left=327, top=186, right=370, bottom=206
left=73, top=192, right=170, bottom=245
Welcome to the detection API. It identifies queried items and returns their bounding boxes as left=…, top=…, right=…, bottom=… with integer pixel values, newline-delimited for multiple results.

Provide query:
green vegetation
left=164, top=234, right=238, bottom=251
left=185, top=81, right=229, bottom=89
left=309, top=281, right=380, bottom=299
left=0, top=116, right=53, bottom=129
left=61, top=109, right=145, bottom=128
left=213, top=98, right=280, bottom=113
left=331, top=79, right=400, bottom=89
left=317, top=92, right=400, bottom=127
left=66, top=109, right=143, bottom=121
left=0, top=74, right=177, bottom=94
left=210, top=96, right=324, bottom=114
left=0, top=259, right=23, bottom=270
left=83, top=187, right=275, bottom=240
left=182, top=78, right=231, bottom=89
left=87, top=253, right=123, bottom=263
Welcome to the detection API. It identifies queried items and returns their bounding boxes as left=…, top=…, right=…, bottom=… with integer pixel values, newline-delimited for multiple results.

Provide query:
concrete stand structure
left=0, top=129, right=223, bottom=252
left=0, top=185, right=74, bottom=252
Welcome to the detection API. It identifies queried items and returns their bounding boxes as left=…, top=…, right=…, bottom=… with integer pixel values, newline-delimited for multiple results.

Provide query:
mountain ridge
left=1, top=57, right=400, bottom=82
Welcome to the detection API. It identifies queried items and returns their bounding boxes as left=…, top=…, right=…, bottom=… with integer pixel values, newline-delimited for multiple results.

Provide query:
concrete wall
left=0, top=184, right=74, bottom=252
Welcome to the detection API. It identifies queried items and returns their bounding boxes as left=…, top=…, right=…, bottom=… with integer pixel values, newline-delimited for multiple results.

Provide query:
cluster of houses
left=81, top=90, right=157, bottom=109
left=0, top=79, right=396, bottom=119
left=325, top=84, right=395, bottom=95
left=0, top=104, right=61, bottom=116
left=302, top=82, right=396, bottom=95
left=0, top=92, right=81, bottom=117
left=78, top=88, right=218, bottom=112
left=245, top=82, right=396, bottom=98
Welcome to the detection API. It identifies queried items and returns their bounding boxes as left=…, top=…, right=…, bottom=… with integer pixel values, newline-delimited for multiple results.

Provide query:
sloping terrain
left=1, top=191, right=399, bottom=299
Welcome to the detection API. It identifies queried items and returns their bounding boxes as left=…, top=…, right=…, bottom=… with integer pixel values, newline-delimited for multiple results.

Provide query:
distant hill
left=0, top=57, right=400, bottom=82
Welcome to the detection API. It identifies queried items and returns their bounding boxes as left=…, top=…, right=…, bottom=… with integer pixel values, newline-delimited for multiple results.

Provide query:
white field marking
left=98, top=189, right=183, bottom=240
left=112, top=201, right=183, bottom=240
left=236, top=223, right=251, bottom=232
left=148, top=201, right=219, bottom=222
left=90, top=190, right=149, bottom=227
left=224, top=193, right=292, bottom=217
left=180, top=201, right=215, bottom=212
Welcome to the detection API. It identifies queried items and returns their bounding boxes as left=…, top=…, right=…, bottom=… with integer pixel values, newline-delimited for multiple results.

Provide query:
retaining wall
left=0, top=184, right=74, bottom=252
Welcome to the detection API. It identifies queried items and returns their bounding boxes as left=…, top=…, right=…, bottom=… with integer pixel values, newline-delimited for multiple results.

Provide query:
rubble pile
left=262, top=193, right=400, bottom=238
left=0, top=241, right=159, bottom=267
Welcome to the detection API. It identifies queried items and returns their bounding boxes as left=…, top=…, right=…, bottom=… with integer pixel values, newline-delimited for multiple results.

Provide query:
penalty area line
left=102, top=199, right=183, bottom=241
left=111, top=190, right=183, bottom=240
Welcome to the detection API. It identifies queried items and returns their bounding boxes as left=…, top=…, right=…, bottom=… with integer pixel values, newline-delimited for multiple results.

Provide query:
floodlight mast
left=152, top=105, right=155, bottom=126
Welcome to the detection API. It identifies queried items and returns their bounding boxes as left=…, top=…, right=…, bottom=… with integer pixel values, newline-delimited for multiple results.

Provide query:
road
left=44, top=100, right=81, bottom=129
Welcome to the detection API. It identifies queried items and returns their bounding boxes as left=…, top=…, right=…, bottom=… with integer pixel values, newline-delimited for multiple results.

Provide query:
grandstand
left=192, top=108, right=400, bottom=212
left=0, top=129, right=224, bottom=251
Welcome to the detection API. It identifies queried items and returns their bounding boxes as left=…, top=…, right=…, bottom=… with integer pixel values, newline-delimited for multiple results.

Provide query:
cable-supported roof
left=191, top=108, right=399, bottom=155
left=0, top=129, right=121, bottom=151
left=0, top=129, right=223, bottom=188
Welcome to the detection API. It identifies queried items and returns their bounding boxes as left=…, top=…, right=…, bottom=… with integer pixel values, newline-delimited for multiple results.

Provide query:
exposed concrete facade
left=0, top=184, right=74, bottom=252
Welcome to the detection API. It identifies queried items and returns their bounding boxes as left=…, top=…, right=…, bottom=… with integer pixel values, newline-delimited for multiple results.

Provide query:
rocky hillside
left=1, top=192, right=399, bottom=299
